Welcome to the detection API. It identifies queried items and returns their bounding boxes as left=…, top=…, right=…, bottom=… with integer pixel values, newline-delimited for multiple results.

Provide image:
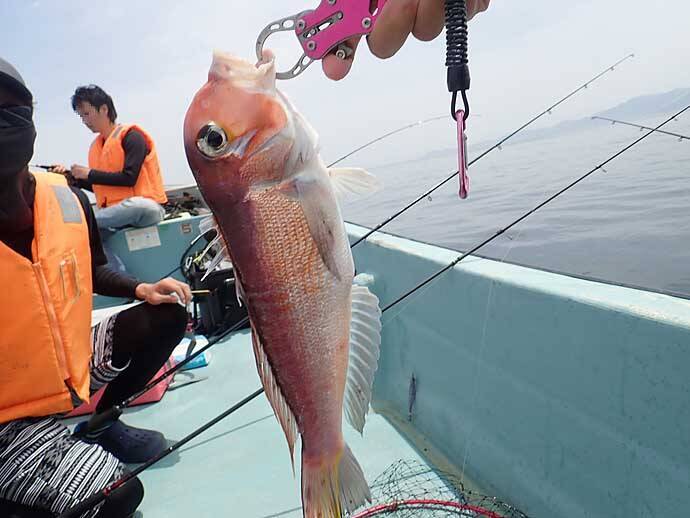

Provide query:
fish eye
left=196, top=122, right=228, bottom=158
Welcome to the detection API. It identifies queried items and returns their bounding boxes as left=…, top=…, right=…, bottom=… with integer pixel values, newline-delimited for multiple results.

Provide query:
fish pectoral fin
left=278, top=178, right=344, bottom=281
left=251, top=327, right=299, bottom=472
left=343, top=285, right=382, bottom=434
left=329, top=168, right=382, bottom=201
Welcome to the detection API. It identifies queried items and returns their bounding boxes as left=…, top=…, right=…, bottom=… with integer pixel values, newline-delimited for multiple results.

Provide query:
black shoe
left=77, top=420, right=167, bottom=464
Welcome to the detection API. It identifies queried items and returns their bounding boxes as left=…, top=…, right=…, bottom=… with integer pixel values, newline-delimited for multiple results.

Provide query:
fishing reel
left=180, top=230, right=249, bottom=337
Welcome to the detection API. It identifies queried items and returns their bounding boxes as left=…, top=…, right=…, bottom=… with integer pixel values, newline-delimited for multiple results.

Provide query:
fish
left=183, top=49, right=383, bottom=517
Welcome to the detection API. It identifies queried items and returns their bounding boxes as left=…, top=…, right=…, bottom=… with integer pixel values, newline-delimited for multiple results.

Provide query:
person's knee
left=96, top=476, right=144, bottom=518
left=139, top=206, right=163, bottom=227
left=157, top=303, right=188, bottom=337
left=129, top=198, right=164, bottom=227
left=114, top=303, right=187, bottom=350
left=146, top=303, right=188, bottom=351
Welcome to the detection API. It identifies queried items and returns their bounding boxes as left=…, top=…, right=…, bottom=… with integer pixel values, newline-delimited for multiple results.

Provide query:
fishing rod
left=349, top=53, right=635, bottom=248
left=90, top=54, right=638, bottom=423
left=74, top=313, right=251, bottom=436
left=591, top=115, right=690, bottom=141
left=59, top=53, right=635, bottom=514
left=155, top=55, right=634, bottom=294
left=383, top=105, right=690, bottom=311
left=59, top=104, right=689, bottom=518
left=58, top=387, right=265, bottom=518
left=151, top=55, right=635, bottom=284
left=327, top=115, right=448, bottom=168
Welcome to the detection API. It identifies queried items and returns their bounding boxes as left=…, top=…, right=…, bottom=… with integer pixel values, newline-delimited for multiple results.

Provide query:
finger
left=159, top=293, right=179, bottom=306
left=181, top=283, right=192, bottom=305
left=164, top=280, right=187, bottom=303
left=147, top=293, right=167, bottom=306
left=367, top=0, right=418, bottom=59
left=467, top=0, right=491, bottom=20
left=159, top=281, right=186, bottom=306
left=321, top=36, right=361, bottom=81
left=173, top=287, right=187, bottom=306
left=411, top=0, right=445, bottom=41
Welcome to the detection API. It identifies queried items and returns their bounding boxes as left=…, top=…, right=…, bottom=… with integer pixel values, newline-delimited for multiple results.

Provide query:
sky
left=1, top=0, right=689, bottom=186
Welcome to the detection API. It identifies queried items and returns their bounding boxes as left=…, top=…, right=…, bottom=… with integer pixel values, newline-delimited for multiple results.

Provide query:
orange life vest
left=0, top=172, right=93, bottom=423
left=88, top=124, right=168, bottom=208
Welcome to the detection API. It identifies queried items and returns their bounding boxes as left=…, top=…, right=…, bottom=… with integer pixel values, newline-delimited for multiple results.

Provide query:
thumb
left=322, top=36, right=362, bottom=81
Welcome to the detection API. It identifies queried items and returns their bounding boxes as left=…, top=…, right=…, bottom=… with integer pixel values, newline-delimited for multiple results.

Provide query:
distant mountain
left=408, top=88, right=690, bottom=164
left=363, top=87, right=690, bottom=169
left=596, top=88, right=690, bottom=120
left=479, top=87, right=690, bottom=148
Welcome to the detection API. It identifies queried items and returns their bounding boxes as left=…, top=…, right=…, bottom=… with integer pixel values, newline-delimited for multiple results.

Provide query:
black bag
left=184, top=250, right=249, bottom=338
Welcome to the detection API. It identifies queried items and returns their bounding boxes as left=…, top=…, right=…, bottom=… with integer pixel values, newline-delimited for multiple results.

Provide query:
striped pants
left=0, top=312, right=127, bottom=518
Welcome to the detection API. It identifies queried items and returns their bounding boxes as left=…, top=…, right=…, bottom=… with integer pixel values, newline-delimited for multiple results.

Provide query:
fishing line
left=458, top=205, right=543, bottom=484
left=350, top=54, right=635, bottom=248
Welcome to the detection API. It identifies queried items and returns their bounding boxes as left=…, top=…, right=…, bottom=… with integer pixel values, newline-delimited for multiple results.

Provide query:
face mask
left=0, top=104, right=36, bottom=178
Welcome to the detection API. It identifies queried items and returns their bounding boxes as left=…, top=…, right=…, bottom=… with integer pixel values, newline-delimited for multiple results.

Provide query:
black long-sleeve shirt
left=75, top=128, right=149, bottom=192
left=0, top=178, right=140, bottom=298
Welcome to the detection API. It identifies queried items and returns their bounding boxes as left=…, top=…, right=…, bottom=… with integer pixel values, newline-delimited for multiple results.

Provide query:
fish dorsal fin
left=329, top=168, right=382, bottom=201
left=251, top=327, right=299, bottom=471
left=343, top=285, right=382, bottom=434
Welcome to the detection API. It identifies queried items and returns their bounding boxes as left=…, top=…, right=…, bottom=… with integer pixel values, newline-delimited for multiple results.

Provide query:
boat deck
left=64, top=327, right=435, bottom=518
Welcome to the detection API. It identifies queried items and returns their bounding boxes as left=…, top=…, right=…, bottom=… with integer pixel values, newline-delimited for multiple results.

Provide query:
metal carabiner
left=256, top=10, right=314, bottom=80
left=256, top=0, right=388, bottom=80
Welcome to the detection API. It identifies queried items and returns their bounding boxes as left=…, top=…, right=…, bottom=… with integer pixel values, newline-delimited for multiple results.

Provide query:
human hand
left=48, top=164, right=69, bottom=174
left=135, top=278, right=192, bottom=306
left=322, top=0, right=491, bottom=80
left=69, top=164, right=90, bottom=180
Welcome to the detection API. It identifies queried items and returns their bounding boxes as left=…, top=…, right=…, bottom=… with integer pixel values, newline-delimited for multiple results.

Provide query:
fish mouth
left=209, top=50, right=276, bottom=85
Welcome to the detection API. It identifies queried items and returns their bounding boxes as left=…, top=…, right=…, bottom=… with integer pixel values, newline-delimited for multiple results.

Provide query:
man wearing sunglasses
left=0, top=57, right=190, bottom=518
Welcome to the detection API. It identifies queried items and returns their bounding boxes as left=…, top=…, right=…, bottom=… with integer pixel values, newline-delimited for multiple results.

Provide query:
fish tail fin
left=301, top=442, right=371, bottom=517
